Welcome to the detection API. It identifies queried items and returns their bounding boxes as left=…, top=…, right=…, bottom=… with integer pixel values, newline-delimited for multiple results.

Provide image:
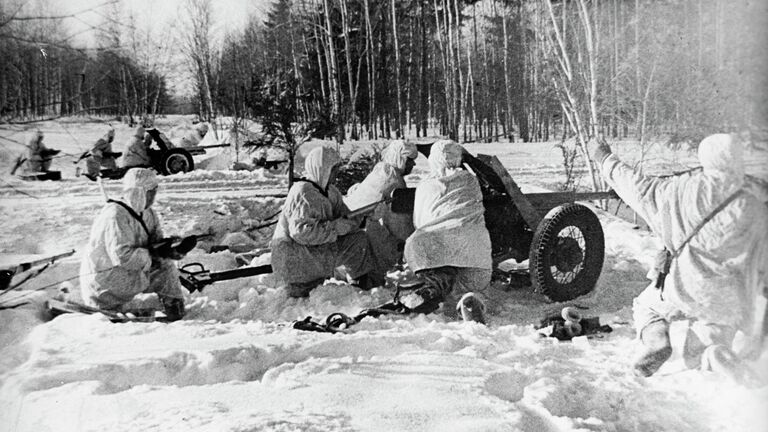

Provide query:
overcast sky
left=52, top=0, right=272, bottom=97
left=61, top=0, right=271, bottom=47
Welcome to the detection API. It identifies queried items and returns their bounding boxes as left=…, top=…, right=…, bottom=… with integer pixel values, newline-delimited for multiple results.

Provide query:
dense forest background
left=1, top=0, right=766, bottom=146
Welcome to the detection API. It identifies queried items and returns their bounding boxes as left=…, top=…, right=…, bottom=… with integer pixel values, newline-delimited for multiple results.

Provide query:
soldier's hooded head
left=382, top=140, right=418, bottom=175
left=26, top=129, right=43, bottom=146
left=304, top=146, right=341, bottom=190
left=122, top=168, right=159, bottom=211
left=698, top=134, right=744, bottom=180
left=133, top=126, right=146, bottom=139
left=428, top=140, right=464, bottom=178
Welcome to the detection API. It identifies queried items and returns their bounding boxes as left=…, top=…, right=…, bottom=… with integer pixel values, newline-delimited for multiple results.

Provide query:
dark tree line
left=3, top=0, right=765, bottom=145
left=208, top=0, right=766, bottom=145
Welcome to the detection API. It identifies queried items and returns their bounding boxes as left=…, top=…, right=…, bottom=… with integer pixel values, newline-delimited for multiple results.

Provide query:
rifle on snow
left=0, top=249, right=76, bottom=291
left=178, top=262, right=273, bottom=293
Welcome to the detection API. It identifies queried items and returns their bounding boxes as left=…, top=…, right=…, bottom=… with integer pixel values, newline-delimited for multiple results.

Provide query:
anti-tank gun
left=392, top=142, right=619, bottom=302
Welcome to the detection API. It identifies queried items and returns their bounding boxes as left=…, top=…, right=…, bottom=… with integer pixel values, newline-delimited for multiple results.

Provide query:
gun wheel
left=529, top=203, right=604, bottom=302
left=160, top=148, right=194, bottom=175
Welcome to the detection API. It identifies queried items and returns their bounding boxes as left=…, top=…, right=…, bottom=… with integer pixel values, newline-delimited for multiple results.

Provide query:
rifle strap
left=669, top=188, right=744, bottom=259
left=108, top=199, right=152, bottom=239
left=654, top=188, right=745, bottom=298
left=296, top=178, right=328, bottom=197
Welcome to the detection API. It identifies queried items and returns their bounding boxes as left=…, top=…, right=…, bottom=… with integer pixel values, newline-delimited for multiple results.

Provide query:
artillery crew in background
left=179, top=122, right=209, bottom=148
left=18, top=129, right=60, bottom=174
left=121, top=126, right=154, bottom=169
left=84, top=127, right=120, bottom=180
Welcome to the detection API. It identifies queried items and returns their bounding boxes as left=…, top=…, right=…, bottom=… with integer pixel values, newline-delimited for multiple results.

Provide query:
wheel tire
left=160, top=148, right=194, bottom=175
left=529, top=203, right=604, bottom=302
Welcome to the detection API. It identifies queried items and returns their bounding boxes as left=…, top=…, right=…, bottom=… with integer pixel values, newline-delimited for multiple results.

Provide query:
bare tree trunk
left=340, top=0, right=359, bottom=139
left=638, top=63, right=657, bottom=171
left=445, top=0, right=458, bottom=140
left=578, top=0, right=599, bottom=138
left=454, top=0, right=466, bottom=142
left=543, top=0, right=601, bottom=193
left=363, top=0, right=377, bottom=139
left=311, top=19, right=327, bottom=102
left=634, top=0, right=640, bottom=136
left=471, top=3, right=479, bottom=140
left=433, top=0, right=453, bottom=139
left=419, top=1, right=428, bottom=137
left=502, top=4, right=512, bottom=141
left=612, top=0, right=619, bottom=137
left=182, top=0, right=216, bottom=122
left=391, top=0, right=403, bottom=137
left=405, top=14, right=415, bottom=135
left=322, top=0, right=342, bottom=144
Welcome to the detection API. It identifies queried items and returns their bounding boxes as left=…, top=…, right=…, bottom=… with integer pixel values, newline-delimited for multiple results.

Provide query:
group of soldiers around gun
left=16, top=122, right=210, bottom=180
left=20, top=126, right=768, bottom=385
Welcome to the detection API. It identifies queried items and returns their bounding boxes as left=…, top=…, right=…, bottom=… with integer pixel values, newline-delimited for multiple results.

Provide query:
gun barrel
left=208, top=264, right=273, bottom=283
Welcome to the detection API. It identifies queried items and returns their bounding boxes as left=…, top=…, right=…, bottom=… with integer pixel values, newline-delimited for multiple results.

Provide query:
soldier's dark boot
left=633, top=320, right=672, bottom=377
left=287, top=278, right=325, bottom=298
left=399, top=267, right=457, bottom=315
left=160, top=296, right=185, bottom=322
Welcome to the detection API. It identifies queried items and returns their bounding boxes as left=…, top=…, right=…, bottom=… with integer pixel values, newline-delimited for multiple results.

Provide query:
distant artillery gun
left=77, top=128, right=232, bottom=181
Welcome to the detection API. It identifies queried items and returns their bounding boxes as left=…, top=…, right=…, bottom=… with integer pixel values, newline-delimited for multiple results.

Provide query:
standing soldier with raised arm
left=590, top=134, right=768, bottom=382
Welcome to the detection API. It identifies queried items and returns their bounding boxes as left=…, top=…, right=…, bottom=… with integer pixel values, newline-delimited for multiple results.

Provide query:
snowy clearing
left=0, top=118, right=767, bottom=432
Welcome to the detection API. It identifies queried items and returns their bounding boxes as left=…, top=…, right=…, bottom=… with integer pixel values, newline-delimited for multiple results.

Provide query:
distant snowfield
left=0, top=118, right=766, bottom=432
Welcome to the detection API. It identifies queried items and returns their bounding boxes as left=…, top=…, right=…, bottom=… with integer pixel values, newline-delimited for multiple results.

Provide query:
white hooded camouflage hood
left=304, top=146, right=341, bottom=190
left=122, top=168, right=159, bottom=212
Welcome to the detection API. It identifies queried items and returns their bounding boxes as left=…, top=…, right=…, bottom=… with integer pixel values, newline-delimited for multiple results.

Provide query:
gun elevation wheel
left=529, top=203, right=604, bottom=302
left=160, top=148, right=194, bottom=175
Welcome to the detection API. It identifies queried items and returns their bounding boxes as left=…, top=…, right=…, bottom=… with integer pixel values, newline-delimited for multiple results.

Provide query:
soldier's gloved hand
left=175, top=236, right=198, bottom=255
left=588, top=137, right=612, bottom=164
left=152, top=236, right=184, bottom=260
left=42, top=149, right=60, bottom=157
left=334, top=217, right=359, bottom=236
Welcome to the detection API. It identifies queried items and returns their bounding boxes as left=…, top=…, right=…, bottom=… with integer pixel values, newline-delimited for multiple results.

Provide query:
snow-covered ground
left=0, top=118, right=767, bottom=432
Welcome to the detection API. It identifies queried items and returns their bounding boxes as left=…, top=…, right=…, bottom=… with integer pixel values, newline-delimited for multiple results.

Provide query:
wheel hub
left=168, top=155, right=188, bottom=173
left=553, top=236, right=583, bottom=272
